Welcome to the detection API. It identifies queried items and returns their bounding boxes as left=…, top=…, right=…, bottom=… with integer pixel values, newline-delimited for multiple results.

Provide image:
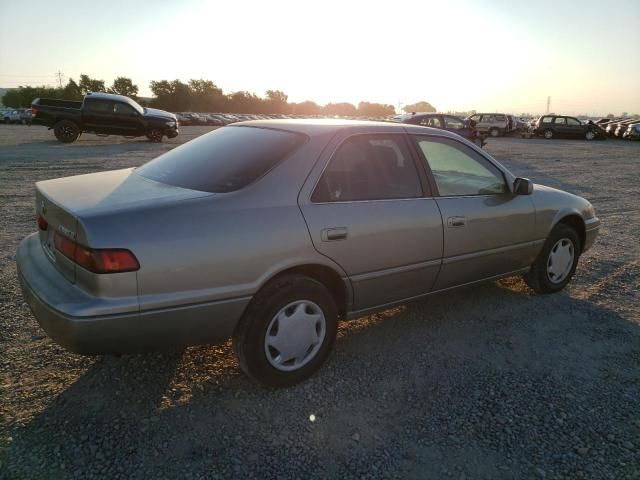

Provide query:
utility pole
left=546, top=96, right=551, bottom=114
left=55, top=70, right=64, bottom=88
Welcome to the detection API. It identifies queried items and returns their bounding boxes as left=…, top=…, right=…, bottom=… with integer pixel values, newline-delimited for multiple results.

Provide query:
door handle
left=321, top=227, right=348, bottom=241
left=447, top=216, right=466, bottom=227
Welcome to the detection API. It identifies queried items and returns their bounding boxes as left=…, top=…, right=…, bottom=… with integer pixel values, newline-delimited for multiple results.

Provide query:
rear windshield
left=137, top=126, right=306, bottom=193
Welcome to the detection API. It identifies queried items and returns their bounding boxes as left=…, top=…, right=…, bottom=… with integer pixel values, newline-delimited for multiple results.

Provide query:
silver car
left=17, top=120, right=600, bottom=386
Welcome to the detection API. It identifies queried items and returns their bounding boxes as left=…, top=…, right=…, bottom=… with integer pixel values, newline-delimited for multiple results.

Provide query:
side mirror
left=514, top=177, right=533, bottom=195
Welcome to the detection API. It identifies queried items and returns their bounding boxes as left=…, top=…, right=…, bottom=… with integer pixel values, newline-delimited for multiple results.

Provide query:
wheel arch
left=258, top=263, right=351, bottom=319
left=553, top=213, right=586, bottom=252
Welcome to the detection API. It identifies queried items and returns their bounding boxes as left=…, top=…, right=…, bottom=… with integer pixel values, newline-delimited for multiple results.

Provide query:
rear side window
left=444, top=116, right=464, bottom=129
left=312, top=135, right=422, bottom=202
left=554, top=117, right=567, bottom=125
left=494, top=115, right=506, bottom=121
left=84, top=99, right=112, bottom=112
left=419, top=116, right=443, bottom=128
left=137, top=126, right=306, bottom=193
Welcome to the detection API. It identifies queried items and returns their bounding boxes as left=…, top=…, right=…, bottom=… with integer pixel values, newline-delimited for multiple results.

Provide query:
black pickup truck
left=31, top=92, right=179, bottom=143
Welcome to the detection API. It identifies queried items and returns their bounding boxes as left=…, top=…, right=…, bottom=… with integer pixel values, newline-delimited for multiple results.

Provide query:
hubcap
left=586, top=131, right=595, bottom=140
left=547, top=238, right=574, bottom=284
left=264, top=300, right=326, bottom=372
left=544, top=130, right=553, bottom=139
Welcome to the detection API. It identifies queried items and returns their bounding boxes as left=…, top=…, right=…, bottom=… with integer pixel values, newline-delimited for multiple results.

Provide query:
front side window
left=567, top=117, right=581, bottom=125
left=541, top=116, right=553, bottom=123
left=444, top=116, right=464, bottom=129
left=312, top=135, right=422, bottom=202
left=554, top=117, right=567, bottom=125
left=494, top=115, right=506, bottom=121
left=419, top=116, right=443, bottom=128
left=415, top=137, right=507, bottom=196
left=114, top=102, right=137, bottom=115
left=137, top=126, right=306, bottom=193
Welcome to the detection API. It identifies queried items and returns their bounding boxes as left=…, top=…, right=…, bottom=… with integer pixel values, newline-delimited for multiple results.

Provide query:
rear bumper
left=17, top=233, right=249, bottom=354
left=583, top=217, right=600, bottom=253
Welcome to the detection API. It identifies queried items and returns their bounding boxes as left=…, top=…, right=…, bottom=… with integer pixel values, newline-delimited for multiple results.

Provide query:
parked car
left=2, top=108, right=22, bottom=124
left=175, top=113, right=193, bottom=125
left=32, top=93, right=178, bottom=143
left=19, top=108, right=33, bottom=125
left=533, top=115, right=606, bottom=140
left=466, top=113, right=512, bottom=137
left=395, top=112, right=486, bottom=147
left=622, top=122, right=640, bottom=140
left=605, top=119, right=633, bottom=137
left=17, top=120, right=599, bottom=386
left=614, top=119, right=640, bottom=138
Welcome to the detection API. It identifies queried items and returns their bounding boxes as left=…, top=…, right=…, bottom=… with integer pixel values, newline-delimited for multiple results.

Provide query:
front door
left=299, top=132, right=443, bottom=311
left=411, top=135, right=538, bottom=290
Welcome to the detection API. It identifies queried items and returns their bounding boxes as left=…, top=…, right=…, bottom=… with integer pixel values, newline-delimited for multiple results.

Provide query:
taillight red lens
left=53, top=232, right=139, bottom=274
left=37, top=214, right=48, bottom=231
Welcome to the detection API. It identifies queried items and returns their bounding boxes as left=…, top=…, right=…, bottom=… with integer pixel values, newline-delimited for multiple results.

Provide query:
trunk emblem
left=58, top=225, right=76, bottom=239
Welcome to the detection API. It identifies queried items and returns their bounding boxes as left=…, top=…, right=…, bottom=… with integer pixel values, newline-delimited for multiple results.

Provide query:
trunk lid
left=35, top=168, right=212, bottom=283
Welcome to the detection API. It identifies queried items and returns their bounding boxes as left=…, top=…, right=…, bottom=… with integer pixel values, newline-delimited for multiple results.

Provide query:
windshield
left=136, top=126, right=306, bottom=193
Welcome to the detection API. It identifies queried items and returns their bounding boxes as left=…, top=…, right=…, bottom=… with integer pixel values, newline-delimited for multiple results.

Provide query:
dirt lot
left=0, top=124, right=638, bottom=480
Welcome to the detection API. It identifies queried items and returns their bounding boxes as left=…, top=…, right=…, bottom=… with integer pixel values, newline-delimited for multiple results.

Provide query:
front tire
left=233, top=274, right=338, bottom=387
left=146, top=129, right=163, bottom=142
left=585, top=130, right=595, bottom=141
left=543, top=129, right=554, bottom=140
left=524, top=224, right=581, bottom=294
left=489, top=127, right=500, bottom=137
left=53, top=120, right=80, bottom=143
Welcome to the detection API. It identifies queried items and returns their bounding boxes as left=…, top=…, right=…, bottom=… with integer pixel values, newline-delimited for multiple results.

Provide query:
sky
left=1, top=0, right=639, bottom=115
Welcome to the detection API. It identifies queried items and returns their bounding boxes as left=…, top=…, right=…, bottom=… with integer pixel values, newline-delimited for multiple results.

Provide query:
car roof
left=85, top=92, right=133, bottom=102
left=229, top=118, right=463, bottom=138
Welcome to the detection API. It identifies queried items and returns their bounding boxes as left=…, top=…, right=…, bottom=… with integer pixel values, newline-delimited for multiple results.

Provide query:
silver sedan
left=17, top=120, right=600, bottom=386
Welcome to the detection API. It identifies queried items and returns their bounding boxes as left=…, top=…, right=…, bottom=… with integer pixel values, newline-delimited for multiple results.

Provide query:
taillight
left=31, top=106, right=38, bottom=117
left=37, top=214, right=48, bottom=231
left=53, top=232, right=139, bottom=274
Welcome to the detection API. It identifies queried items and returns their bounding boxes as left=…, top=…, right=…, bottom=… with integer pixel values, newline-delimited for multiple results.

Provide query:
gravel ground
left=0, top=125, right=638, bottom=480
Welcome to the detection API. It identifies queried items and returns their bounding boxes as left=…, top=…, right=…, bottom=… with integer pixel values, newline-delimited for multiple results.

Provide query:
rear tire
left=543, top=129, right=554, bottom=139
left=585, top=130, right=595, bottom=141
left=53, top=120, right=80, bottom=143
left=524, top=224, right=581, bottom=294
left=146, top=129, right=163, bottom=142
left=233, top=274, right=338, bottom=387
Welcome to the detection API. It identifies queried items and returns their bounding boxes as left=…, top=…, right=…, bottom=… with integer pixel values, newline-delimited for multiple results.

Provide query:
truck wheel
left=489, top=127, right=500, bottom=137
left=146, top=129, right=163, bottom=142
left=53, top=120, right=80, bottom=143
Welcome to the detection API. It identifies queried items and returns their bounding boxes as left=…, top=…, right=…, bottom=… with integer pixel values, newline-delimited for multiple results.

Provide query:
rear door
left=443, top=115, right=469, bottom=138
left=299, top=131, right=443, bottom=311
left=411, top=135, right=537, bottom=290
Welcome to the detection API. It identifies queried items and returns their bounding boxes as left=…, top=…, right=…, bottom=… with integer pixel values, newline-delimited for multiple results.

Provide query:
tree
left=291, top=100, right=321, bottom=115
left=357, top=101, right=395, bottom=117
left=265, top=90, right=289, bottom=114
left=62, top=79, right=82, bottom=100
left=227, top=91, right=265, bottom=113
left=2, top=85, right=63, bottom=107
left=322, top=102, right=357, bottom=116
left=109, top=77, right=139, bottom=98
left=149, top=79, right=192, bottom=111
left=78, top=74, right=106, bottom=94
left=403, top=101, right=436, bottom=113
left=188, top=79, right=225, bottom=112
left=605, top=113, right=615, bottom=118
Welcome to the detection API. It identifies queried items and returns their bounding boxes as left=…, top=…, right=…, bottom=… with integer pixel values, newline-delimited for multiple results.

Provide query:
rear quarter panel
left=79, top=131, right=349, bottom=312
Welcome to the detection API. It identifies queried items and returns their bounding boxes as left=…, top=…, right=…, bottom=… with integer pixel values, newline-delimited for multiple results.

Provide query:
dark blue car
left=394, top=112, right=486, bottom=147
